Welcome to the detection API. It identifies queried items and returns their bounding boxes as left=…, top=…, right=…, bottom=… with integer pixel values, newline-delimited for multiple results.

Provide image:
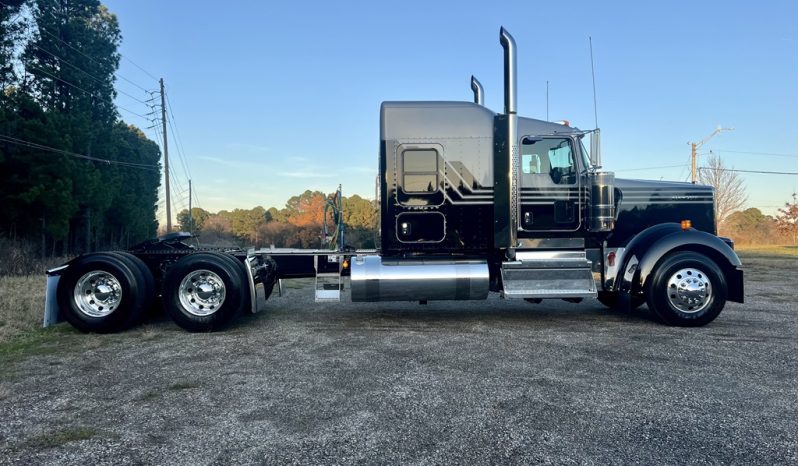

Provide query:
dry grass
left=0, top=275, right=46, bottom=344
left=735, top=244, right=798, bottom=257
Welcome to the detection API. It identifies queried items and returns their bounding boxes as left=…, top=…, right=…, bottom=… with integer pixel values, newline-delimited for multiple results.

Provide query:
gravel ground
left=0, top=255, right=796, bottom=465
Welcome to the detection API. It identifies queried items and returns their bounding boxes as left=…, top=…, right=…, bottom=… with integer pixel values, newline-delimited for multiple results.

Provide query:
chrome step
left=314, top=256, right=341, bottom=303
left=501, top=250, right=597, bottom=299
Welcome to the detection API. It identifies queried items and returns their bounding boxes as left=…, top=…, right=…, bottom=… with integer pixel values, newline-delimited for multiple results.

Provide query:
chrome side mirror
left=590, top=129, right=602, bottom=168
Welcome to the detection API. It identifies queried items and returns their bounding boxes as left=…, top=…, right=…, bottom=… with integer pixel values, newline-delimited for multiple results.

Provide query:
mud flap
left=43, top=274, right=62, bottom=328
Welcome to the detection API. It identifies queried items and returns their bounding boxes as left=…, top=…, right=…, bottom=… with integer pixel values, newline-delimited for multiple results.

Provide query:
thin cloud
left=278, top=170, right=337, bottom=178
left=225, top=142, right=271, bottom=153
left=198, top=156, right=255, bottom=169
left=345, top=166, right=376, bottom=174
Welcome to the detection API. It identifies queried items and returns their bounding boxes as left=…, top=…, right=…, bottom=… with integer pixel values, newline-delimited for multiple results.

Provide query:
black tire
left=56, top=253, right=148, bottom=333
left=216, top=252, right=253, bottom=314
left=113, top=251, right=156, bottom=315
left=163, top=252, right=246, bottom=332
left=646, top=251, right=727, bottom=327
left=597, top=291, right=644, bottom=310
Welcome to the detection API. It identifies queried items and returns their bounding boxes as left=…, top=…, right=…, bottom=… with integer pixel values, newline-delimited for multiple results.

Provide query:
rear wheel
left=113, top=251, right=155, bottom=314
left=163, top=252, right=246, bottom=332
left=56, top=253, right=148, bottom=333
left=646, top=251, right=727, bottom=326
left=215, top=252, right=253, bottom=314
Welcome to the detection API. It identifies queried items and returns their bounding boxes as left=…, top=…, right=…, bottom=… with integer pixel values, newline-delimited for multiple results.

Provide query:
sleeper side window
left=402, top=149, right=439, bottom=193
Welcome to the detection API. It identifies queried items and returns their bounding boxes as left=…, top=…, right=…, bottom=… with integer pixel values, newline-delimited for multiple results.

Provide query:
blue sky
left=104, top=0, right=798, bottom=221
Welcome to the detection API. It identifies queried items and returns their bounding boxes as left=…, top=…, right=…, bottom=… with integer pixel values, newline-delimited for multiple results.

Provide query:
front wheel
left=646, top=251, right=727, bottom=327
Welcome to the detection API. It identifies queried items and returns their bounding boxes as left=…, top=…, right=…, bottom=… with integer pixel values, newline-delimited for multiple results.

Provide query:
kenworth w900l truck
left=44, top=28, right=743, bottom=333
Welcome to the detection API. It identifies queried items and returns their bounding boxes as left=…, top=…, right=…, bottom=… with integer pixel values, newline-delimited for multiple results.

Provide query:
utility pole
left=690, top=126, right=733, bottom=184
left=188, top=179, right=193, bottom=235
left=160, top=78, right=172, bottom=231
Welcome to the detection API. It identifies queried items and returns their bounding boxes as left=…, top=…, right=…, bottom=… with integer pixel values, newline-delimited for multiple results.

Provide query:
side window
left=402, top=149, right=439, bottom=193
left=520, top=138, right=576, bottom=185
left=522, top=153, right=541, bottom=174
left=549, top=145, right=572, bottom=169
left=548, top=141, right=575, bottom=184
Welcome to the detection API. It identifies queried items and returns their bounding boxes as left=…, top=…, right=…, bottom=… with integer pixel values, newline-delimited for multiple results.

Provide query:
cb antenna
left=589, top=36, right=598, bottom=128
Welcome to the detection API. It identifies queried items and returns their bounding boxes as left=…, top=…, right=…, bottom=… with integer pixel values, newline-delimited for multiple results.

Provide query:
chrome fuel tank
left=350, top=255, right=489, bottom=302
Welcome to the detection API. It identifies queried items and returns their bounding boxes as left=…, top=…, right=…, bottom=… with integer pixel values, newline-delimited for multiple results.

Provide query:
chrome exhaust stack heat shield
left=350, top=255, right=490, bottom=302
left=500, top=26, right=519, bottom=251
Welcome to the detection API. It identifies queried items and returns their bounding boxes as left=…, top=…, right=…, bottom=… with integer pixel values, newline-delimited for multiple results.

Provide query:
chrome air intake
left=588, top=171, right=615, bottom=232
left=471, top=75, right=484, bottom=105
left=350, top=255, right=490, bottom=302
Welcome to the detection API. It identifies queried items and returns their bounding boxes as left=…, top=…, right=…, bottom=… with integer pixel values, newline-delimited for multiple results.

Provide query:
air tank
left=588, top=171, right=616, bottom=232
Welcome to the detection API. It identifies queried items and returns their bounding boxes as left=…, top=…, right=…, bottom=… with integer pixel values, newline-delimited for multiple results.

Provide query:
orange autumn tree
left=285, top=190, right=328, bottom=228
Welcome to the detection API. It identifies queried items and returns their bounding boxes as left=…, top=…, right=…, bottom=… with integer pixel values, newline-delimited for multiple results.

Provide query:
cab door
left=518, top=136, right=581, bottom=232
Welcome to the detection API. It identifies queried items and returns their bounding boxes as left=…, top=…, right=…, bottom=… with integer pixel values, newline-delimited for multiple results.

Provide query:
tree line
left=176, top=190, right=379, bottom=249
left=699, top=154, right=798, bottom=245
left=720, top=196, right=798, bottom=246
left=0, top=0, right=160, bottom=258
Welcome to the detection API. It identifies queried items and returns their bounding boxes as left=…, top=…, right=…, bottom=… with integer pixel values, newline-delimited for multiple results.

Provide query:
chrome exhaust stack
left=470, top=75, right=484, bottom=105
left=500, top=27, right=517, bottom=117
left=500, top=26, right=519, bottom=250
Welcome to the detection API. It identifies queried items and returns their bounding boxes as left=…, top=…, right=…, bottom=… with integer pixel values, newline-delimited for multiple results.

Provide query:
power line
left=165, top=89, right=201, bottom=209
left=615, top=164, right=687, bottom=173
left=34, top=23, right=154, bottom=93
left=27, top=41, right=151, bottom=105
left=0, top=1, right=156, bottom=94
left=122, top=55, right=158, bottom=81
left=709, top=149, right=798, bottom=159
left=698, top=167, right=798, bottom=176
left=0, top=134, right=159, bottom=170
left=117, top=105, right=151, bottom=121
left=28, top=65, right=151, bottom=120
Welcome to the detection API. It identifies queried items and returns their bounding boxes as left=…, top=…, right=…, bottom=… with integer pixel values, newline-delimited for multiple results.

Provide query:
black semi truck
left=44, top=28, right=743, bottom=333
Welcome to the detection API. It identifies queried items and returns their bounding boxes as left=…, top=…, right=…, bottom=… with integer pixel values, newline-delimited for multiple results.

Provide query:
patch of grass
left=0, top=325, right=98, bottom=379
left=24, top=426, right=97, bottom=449
left=0, top=275, right=47, bottom=344
left=168, top=381, right=199, bottom=390
left=0, top=325, right=78, bottom=359
left=735, top=245, right=798, bottom=257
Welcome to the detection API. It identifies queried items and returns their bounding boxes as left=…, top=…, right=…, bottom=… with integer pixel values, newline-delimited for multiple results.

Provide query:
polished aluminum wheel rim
left=178, top=269, right=225, bottom=316
left=73, top=271, right=122, bottom=318
left=666, top=267, right=711, bottom=313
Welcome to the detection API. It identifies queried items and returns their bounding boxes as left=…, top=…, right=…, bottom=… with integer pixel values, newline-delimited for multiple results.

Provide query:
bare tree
left=775, top=192, right=798, bottom=245
left=698, top=154, right=747, bottom=229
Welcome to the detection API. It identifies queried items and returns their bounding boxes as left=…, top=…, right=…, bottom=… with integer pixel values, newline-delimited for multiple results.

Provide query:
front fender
left=616, top=223, right=744, bottom=303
